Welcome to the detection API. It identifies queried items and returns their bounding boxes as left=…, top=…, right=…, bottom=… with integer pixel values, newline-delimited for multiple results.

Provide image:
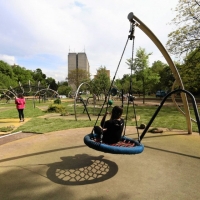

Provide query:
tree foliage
left=57, top=85, right=71, bottom=96
left=151, top=61, right=174, bottom=92
left=0, top=73, right=17, bottom=89
left=0, top=60, right=58, bottom=92
left=67, top=68, right=90, bottom=89
left=126, top=47, right=159, bottom=102
left=32, top=68, right=47, bottom=86
left=90, top=66, right=110, bottom=96
left=0, top=61, right=14, bottom=78
left=115, top=75, right=132, bottom=94
left=177, top=49, right=200, bottom=94
left=167, top=0, right=200, bottom=55
left=0, top=62, right=18, bottom=88
left=46, top=77, right=58, bottom=91
left=12, top=65, right=33, bottom=84
left=126, top=47, right=152, bottom=72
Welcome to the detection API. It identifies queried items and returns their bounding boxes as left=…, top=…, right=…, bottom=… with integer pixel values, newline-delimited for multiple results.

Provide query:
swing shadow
left=125, top=132, right=187, bottom=139
left=144, top=145, right=200, bottom=160
left=124, top=132, right=200, bottom=160
left=0, top=144, right=86, bottom=163
left=46, top=154, right=118, bottom=185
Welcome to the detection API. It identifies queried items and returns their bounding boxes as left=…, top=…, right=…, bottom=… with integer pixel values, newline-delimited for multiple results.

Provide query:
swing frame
left=84, top=12, right=200, bottom=155
left=83, top=16, right=144, bottom=155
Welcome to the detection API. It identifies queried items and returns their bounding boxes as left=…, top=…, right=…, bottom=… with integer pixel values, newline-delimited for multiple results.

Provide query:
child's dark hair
left=18, top=93, right=24, bottom=98
left=110, top=106, right=123, bottom=120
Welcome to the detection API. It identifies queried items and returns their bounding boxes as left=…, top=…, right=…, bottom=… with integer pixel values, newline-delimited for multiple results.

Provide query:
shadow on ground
left=47, top=154, right=118, bottom=185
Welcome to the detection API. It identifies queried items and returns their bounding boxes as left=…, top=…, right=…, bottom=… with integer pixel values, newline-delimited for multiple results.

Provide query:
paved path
left=0, top=127, right=199, bottom=200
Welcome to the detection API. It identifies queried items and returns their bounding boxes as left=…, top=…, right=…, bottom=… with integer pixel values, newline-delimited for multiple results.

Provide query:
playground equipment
left=108, top=99, right=113, bottom=106
left=33, top=88, right=59, bottom=108
left=0, top=89, right=16, bottom=103
left=127, top=12, right=194, bottom=134
left=74, top=82, right=93, bottom=121
left=73, top=83, right=124, bottom=120
left=84, top=12, right=200, bottom=155
left=0, top=81, right=59, bottom=106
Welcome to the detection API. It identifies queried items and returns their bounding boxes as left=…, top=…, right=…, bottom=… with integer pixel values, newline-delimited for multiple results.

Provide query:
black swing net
left=84, top=19, right=145, bottom=155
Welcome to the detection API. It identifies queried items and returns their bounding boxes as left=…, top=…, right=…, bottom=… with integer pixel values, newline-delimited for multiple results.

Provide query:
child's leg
left=94, top=126, right=103, bottom=138
left=17, top=109, right=21, bottom=120
left=21, top=109, right=24, bottom=121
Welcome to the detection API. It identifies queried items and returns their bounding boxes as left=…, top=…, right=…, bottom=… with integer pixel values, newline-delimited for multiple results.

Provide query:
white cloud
left=43, top=65, right=68, bottom=82
left=0, top=0, right=179, bottom=82
left=0, top=54, right=16, bottom=65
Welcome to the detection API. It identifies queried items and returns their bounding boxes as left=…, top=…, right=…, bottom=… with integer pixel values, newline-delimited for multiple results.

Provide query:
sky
left=0, top=0, right=179, bottom=82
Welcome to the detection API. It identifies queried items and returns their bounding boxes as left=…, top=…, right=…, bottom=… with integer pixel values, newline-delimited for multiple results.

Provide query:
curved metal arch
left=33, top=88, right=59, bottom=108
left=171, top=80, right=197, bottom=123
left=10, top=86, right=17, bottom=96
left=34, top=88, right=59, bottom=98
left=127, top=12, right=192, bottom=134
left=19, top=81, right=25, bottom=94
left=139, top=89, right=200, bottom=142
left=74, top=82, right=91, bottom=121
left=0, top=89, right=17, bottom=98
left=28, top=80, right=32, bottom=93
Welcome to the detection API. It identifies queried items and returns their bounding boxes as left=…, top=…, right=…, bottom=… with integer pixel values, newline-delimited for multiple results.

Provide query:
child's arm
left=100, top=112, right=109, bottom=127
left=15, top=98, right=19, bottom=105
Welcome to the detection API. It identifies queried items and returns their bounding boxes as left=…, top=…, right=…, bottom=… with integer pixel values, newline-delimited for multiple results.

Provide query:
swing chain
left=128, top=22, right=136, bottom=40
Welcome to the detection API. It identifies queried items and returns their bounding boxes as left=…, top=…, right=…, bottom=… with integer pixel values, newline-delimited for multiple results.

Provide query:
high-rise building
left=68, top=52, right=90, bottom=90
left=68, top=52, right=90, bottom=73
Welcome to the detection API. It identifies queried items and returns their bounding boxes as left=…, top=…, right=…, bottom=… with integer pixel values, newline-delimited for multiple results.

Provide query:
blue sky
left=0, top=0, right=178, bottom=82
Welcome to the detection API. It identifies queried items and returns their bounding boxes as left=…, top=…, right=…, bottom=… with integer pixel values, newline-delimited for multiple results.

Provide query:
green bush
left=54, top=98, right=61, bottom=104
left=47, top=104, right=67, bottom=114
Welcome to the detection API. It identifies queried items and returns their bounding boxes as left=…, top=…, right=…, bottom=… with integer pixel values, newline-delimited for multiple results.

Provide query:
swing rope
left=84, top=21, right=144, bottom=155
left=91, top=36, right=130, bottom=133
left=92, top=21, right=140, bottom=142
left=123, top=23, right=140, bottom=141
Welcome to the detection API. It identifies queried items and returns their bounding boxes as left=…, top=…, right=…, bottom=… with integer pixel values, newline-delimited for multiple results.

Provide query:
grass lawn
left=0, top=98, right=199, bottom=134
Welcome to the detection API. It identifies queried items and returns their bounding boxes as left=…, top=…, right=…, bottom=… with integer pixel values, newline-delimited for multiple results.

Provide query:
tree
left=67, top=68, right=90, bottom=90
left=166, top=0, right=200, bottom=55
left=57, top=85, right=72, bottom=96
left=158, top=66, right=174, bottom=92
left=46, top=77, right=58, bottom=91
left=0, top=61, right=14, bottom=79
left=90, top=66, right=110, bottom=97
left=32, top=68, right=47, bottom=86
left=126, top=47, right=152, bottom=72
left=151, top=61, right=174, bottom=92
left=138, top=68, right=160, bottom=99
left=115, top=74, right=142, bottom=95
left=58, top=81, right=69, bottom=87
left=126, top=47, right=159, bottom=103
left=0, top=61, right=17, bottom=89
left=12, top=65, right=33, bottom=85
left=0, top=73, right=17, bottom=89
left=177, top=49, right=200, bottom=94
left=151, top=60, right=168, bottom=73
left=115, top=75, right=130, bottom=93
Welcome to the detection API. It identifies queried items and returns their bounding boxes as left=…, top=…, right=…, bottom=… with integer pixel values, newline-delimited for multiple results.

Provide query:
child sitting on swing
left=94, top=106, right=124, bottom=144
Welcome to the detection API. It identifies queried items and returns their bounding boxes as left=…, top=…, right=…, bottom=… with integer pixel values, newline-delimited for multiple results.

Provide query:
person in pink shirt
left=15, top=93, right=26, bottom=122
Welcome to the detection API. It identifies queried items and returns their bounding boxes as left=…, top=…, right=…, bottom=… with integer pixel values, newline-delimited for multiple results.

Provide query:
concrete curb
left=0, top=131, right=22, bottom=138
